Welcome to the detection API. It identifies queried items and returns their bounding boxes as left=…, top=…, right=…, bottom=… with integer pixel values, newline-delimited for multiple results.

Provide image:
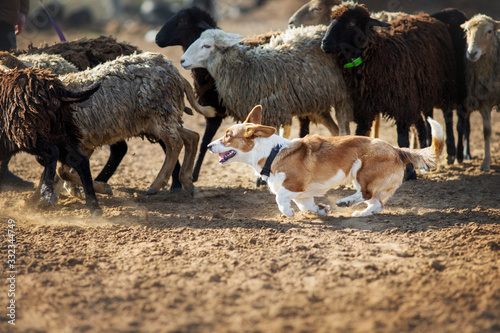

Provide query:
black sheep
left=321, top=3, right=457, bottom=180
left=0, top=68, right=102, bottom=217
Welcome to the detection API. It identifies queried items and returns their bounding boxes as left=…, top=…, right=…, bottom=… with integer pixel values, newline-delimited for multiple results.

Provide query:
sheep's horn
left=61, top=82, right=101, bottom=102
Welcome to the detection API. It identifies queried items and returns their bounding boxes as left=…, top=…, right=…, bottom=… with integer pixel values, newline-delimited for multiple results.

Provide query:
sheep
left=57, top=52, right=215, bottom=196
left=291, top=2, right=470, bottom=165
left=19, top=35, right=140, bottom=71
left=288, top=0, right=342, bottom=27
left=16, top=53, right=79, bottom=75
left=155, top=6, right=341, bottom=184
left=321, top=3, right=457, bottom=180
left=180, top=25, right=352, bottom=152
left=461, top=14, right=500, bottom=172
left=0, top=68, right=102, bottom=217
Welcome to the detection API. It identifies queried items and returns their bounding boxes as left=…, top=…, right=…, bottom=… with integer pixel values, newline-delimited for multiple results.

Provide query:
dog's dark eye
left=225, top=133, right=230, bottom=139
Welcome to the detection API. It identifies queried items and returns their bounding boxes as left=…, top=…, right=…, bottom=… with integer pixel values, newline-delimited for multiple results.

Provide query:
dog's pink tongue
left=218, top=153, right=226, bottom=163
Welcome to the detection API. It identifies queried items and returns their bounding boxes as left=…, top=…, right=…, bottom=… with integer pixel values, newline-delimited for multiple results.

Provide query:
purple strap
left=38, top=0, right=66, bottom=42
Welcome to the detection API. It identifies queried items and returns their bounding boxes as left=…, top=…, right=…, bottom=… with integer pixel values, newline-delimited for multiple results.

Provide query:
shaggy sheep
left=16, top=53, right=79, bottom=75
left=461, top=14, right=500, bottom=172
left=58, top=52, right=215, bottom=196
left=155, top=6, right=341, bottom=183
left=291, top=2, right=469, bottom=165
left=321, top=3, right=457, bottom=179
left=0, top=68, right=102, bottom=216
left=20, top=35, right=140, bottom=71
left=180, top=25, right=352, bottom=145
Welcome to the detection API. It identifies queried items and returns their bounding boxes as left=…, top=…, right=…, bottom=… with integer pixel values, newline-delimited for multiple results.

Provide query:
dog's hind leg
left=275, top=187, right=299, bottom=218
left=352, top=198, right=383, bottom=217
left=293, top=197, right=330, bottom=216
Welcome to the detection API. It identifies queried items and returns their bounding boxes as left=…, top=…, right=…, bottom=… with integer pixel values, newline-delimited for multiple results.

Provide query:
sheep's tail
left=182, top=77, right=216, bottom=118
left=397, top=118, right=445, bottom=169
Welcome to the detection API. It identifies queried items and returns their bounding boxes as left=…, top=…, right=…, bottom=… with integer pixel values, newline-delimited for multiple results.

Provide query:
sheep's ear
left=224, top=33, right=246, bottom=46
left=367, top=17, right=391, bottom=28
left=244, top=105, right=263, bottom=124
left=460, top=22, right=467, bottom=30
left=243, top=125, right=276, bottom=139
left=494, top=20, right=500, bottom=30
left=196, top=20, right=214, bottom=31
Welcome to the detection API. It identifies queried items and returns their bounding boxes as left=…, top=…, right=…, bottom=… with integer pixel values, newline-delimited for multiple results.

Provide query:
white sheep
left=180, top=26, right=353, bottom=137
left=58, top=52, right=216, bottom=196
left=461, top=15, right=500, bottom=171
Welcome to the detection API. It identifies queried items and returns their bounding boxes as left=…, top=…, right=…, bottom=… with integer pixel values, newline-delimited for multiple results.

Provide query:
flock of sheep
left=0, top=0, right=498, bottom=217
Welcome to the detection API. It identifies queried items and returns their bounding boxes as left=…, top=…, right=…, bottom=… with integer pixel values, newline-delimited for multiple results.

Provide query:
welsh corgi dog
left=208, top=105, right=444, bottom=218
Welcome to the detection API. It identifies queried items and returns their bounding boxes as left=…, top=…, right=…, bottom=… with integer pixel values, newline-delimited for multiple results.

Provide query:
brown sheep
left=0, top=68, right=102, bottom=217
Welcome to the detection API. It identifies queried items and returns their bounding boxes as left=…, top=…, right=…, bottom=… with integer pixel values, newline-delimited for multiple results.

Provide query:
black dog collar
left=260, top=144, right=282, bottom=180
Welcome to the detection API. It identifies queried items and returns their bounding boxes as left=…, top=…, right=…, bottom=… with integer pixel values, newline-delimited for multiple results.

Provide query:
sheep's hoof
left=38, top=195, right=58, bottom=209
left=91, top=209, right=103, bottom=218
left=169, top=186, right=182, bottom=194
left=447, top=155, right=455, bottom=165
left=104, top=183, right=113, bottom=196
left=187, top=184, right=195, bottom=197
left=145, top=188, right=158, bottom=196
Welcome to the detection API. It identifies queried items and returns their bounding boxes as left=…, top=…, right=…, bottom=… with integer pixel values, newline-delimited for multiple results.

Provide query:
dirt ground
left=1, top=1, right=500, bottom=332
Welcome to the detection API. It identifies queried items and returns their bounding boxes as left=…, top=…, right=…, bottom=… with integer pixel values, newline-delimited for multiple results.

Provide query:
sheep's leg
left=319, top=111, right=339, bottom=137
left=396, top=122, right=417, bottom=181
left=59, top=145, right=102, bottom=217
left=371, top=114, right=381, bottom=138
left=0, top=156, right=12, bottom=190
left=177, top=126, right=200, bottom=196
left=57, top=150, right=112, bottom=196
left=192, top=115, right=224, bottom=183
left=415, top=116, right=429, bottom=148
left=298, top=117, right=310, bottom=138
left=479, top=106, right=492, bottom=172
left=443, top=109, right=456, bottom=164
left=158, top=140, right=182, bottom=193
left=94, top=141, right=128, bottom=183
left=35, top=141, right=59, bottom=208
left=457, top=107, right=472, bottom=162
left=146, top=132, right=183, bottom=196
left=355, top=118, right=373, bottom=137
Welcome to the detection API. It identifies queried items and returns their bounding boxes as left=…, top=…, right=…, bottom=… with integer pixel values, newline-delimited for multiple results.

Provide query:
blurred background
left=24, top=0, right=500, bottom=38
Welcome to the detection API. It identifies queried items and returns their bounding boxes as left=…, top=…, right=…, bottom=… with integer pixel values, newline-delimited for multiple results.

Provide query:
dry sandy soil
left=1, top=1, right=500, bottom=332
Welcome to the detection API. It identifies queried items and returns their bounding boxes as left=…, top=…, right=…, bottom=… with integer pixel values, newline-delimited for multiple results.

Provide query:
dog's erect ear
left=244, top=105, right=263, bottom=124
left=243, top=125, right=276, bottom=139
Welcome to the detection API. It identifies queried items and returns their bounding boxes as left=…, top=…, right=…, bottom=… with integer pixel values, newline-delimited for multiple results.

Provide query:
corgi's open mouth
left=219, top=150, right=236, bottom=164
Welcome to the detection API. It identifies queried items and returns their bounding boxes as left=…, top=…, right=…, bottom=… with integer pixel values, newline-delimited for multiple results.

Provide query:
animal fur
left=19, top=35, right=140, bottom=70
left=181, top=26, right=353, bottom=136
left=322, top=3, right=456, bottom=178
left=462, top=14, right=500, bottom=171
left=0, top=68, right=102, bottom=216
left=208, top=105, right=444, bottom=218
left=58, top=52, right=214, bottom=195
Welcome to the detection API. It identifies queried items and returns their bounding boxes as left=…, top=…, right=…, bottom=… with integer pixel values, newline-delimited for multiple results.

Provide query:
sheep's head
left=180, top=29, right=245, bottom=70
left=321, top=3, right=390, bottom=59
left=156, top=6, right=217, bottom=49
left=288, top=0, right=341, bottom=28
left=461, top=15, right=500, bottom=62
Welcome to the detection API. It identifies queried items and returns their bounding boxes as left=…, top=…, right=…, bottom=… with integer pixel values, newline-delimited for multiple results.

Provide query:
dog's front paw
left=280, top=207, right=295, bottom=219
left=317, top=204, right=330, bottom=215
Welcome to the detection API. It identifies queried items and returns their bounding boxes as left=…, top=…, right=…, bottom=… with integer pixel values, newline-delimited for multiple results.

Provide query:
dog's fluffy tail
left=397, top=118, right=444, bottom=169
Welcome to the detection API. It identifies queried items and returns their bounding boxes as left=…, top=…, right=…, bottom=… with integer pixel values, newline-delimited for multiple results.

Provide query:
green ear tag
left=344, top=57, right=363, bottom=69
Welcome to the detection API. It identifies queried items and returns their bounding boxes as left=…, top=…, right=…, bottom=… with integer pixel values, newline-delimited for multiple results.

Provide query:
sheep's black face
left=322, top=4, right=390, bottom=60
left=156, top=7, right=217, bottom=50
